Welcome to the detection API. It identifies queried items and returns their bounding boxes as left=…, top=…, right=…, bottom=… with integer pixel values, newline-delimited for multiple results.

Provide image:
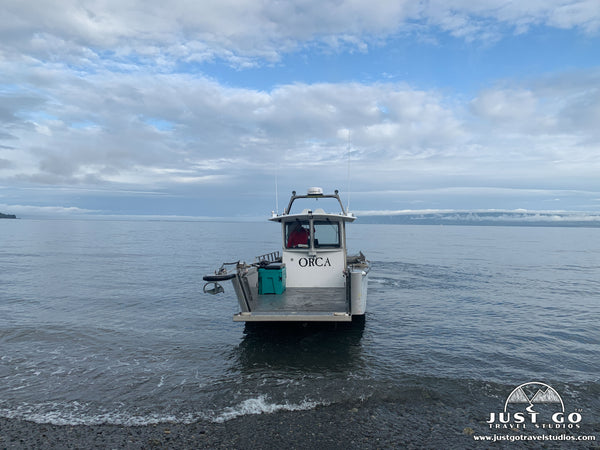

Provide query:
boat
left=202, top=187, right=370, bottom=322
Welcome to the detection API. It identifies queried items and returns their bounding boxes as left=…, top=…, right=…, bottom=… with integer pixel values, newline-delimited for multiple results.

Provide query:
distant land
left=0, top=212, right=17, bottom=219
left=357, top=211, right=600, bottom=228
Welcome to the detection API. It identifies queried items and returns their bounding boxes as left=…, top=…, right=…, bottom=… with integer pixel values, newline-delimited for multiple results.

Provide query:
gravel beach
left=0, top=400, right=483, bottom=449
left=3, top=398, right=597, bottom=449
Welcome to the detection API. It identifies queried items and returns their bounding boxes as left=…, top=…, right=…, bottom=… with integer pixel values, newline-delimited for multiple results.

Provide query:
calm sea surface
left=1, top=219, right=599, bottom=431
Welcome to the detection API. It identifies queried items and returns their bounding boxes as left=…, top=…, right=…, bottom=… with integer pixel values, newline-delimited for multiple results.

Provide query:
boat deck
left=234, top=287, right=350, bottom=322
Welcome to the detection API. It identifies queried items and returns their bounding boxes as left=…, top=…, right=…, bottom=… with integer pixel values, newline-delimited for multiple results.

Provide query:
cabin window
left=313, top=221, right=340, bottom=248
left=286, top=221, right=310, bottom=248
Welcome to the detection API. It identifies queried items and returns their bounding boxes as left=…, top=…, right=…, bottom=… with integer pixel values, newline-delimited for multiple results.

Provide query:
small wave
left=0, top=396, right=325, bottom=426
left=211, top=395, right=323, bottom=423
left=0, top=402, right=205, bottom=426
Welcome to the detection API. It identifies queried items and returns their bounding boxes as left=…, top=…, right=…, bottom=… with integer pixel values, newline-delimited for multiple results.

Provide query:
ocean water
left=1, top=219, right=599, bottom=433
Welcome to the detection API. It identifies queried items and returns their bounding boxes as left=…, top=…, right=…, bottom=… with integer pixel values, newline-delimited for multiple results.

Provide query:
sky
left=1, top=0, right=600, bottom=218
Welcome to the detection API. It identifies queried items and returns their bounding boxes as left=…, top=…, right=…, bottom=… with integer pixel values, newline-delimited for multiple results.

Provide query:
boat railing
left=255, top=251, right=281, bottom=264
left=284, top=189, right=346, bottom=215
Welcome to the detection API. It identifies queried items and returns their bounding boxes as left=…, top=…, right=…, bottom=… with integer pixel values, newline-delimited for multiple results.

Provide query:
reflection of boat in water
left=203, top=187, right=371, bottom=323
left=234, top=320, right=366, bottom=372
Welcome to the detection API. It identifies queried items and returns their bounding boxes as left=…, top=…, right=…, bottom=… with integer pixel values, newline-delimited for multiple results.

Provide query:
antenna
left=275, top=164, right=279, bottom=215
left=346, top=129, right=351, bottom=212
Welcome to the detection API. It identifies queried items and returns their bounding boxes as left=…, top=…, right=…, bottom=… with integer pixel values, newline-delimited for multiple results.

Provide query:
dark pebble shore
left=0, top=401, right=473, bottom=449
left=1, top=400, right=597, bottom=449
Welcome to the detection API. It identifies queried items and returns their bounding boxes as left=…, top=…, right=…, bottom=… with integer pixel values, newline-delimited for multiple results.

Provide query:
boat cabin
left=270, top=187, right=356, bottom=289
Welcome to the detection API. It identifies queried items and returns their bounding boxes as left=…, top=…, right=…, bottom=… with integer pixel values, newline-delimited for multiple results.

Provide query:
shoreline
left=3, top=399, right=592, bottom=449
left=0, top=401, right=480, bottom=449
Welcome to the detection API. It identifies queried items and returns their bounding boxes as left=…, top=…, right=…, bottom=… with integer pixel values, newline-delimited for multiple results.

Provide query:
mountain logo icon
left=486, top=381, right=582, bottom=429
left=504, top=382, right=564, bottom=412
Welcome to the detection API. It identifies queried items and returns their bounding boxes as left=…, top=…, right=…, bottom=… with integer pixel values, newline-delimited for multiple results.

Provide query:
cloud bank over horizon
left=1, top=1, right=599, bottom=217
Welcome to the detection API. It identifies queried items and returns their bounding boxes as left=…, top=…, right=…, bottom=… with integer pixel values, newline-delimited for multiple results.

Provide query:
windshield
left=286, top=221, right=310, bottom=248
left=313, top=220, right=340, bottom=248
left=285, top=219, right=341, bottom=249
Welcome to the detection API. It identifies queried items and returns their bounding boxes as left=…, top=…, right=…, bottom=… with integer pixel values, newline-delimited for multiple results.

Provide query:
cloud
left=1, top=1, right=598, bottom=68
left=1, top=60, right=466, bottom=190
left=470, top=88, right=538, bottom=124
left=0, top=203, right=98, bottom=216
left=421, top=0, right=600, bottom=39
left=470, top=70, right=600, bottom=135
left=355, top=208, right=600, bottom=226
left=546, top=0, right=600, bottom=33
left=1, top=62, right=599, bottom=209
left=1, top=1, right=599, bottom=215
left=465, top=70, right=600, bottom=183
left=0, top=1, right=412, bottom=66
left=0, top=158, right=13, bottom=169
